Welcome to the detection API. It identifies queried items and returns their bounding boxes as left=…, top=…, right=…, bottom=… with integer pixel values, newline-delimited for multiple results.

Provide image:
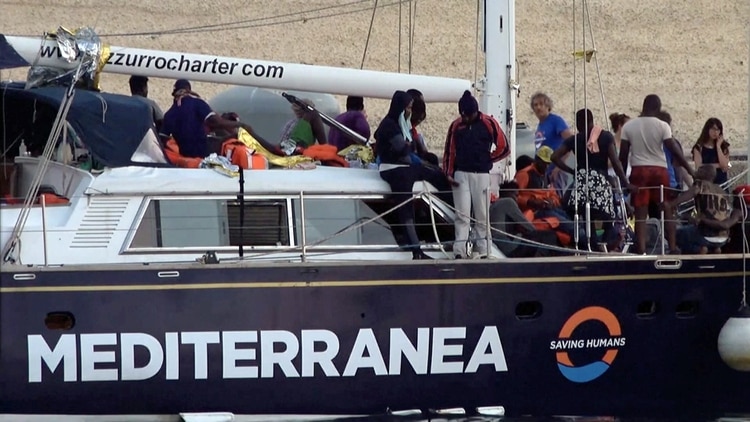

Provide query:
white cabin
left=1, top=157, right=473, bottom=266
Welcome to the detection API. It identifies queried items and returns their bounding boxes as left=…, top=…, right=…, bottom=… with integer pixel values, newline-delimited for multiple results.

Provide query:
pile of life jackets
left=164, top=129, right=349, bottom=170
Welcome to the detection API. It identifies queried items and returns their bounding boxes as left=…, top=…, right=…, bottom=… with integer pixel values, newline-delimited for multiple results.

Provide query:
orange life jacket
left=221, top=139, right=269, bottom=170
left=164, top=138, right=202, bottom=168
left=523, top=209, right=571, bottom=246
left=302, top=144, right=349, bottom=167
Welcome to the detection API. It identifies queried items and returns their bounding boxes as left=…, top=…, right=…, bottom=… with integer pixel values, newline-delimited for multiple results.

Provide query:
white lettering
left=181, top=332, right=220, bottom=379
left=222, top=331, right=258, bottom=379
left=260, top=331, right=300, bottom=378
left=343, top=329, right=387, bottom=376
left=301, top=329, right=340, bottom=377
left=26, top=326, right=509, bottom=382
left=80, top=333, right=118, bottom=381
left=165, top=332, right=179, bottom=380
left=430, top=327, right=466, bottom=374
left=553, top=337, right=627, bottom=350
left=388, top=328, right=429, bottom=375
left=465, top=326, right=508, bottom=373
left=120, top=333, right=164, bottom=381
left=28, top=334, right=77, bottom=382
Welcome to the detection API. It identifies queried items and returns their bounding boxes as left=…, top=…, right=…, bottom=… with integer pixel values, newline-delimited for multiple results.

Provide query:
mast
left=479, top=0, right=518, bottom=177
left=0, top=35, right=470, bottom=103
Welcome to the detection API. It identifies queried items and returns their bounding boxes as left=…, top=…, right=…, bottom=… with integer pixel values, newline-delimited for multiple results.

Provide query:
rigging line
left=100, top=0, right=373, bottom=37
left=7, top=0, right=411, bottom=39
left=408, top=0, right=416, bottom=74
left=573, top=0, right=578, bottom=127
left=139, top=0, right=410, bottom=36
left=582, top=0, right=592, bottom=252
left=473, top=0, right=480, bottom=91
left=584, top=0, right=610, bottom=130
left=572, top=0, right=579, bottom=250
left=398, top=0, right=402, bottom=73
left=5, top=0, right=370, bottom=38
left=741, top=190, right=748, bottom=307
left=1, top=75, right=6, bottom=159
left=361, top=0, right=380, bottom=70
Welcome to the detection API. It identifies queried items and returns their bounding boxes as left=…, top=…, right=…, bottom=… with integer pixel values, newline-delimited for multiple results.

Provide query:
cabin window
left=130, top=198, right=290, bottom=249
left=291, top=197, right=399, bottom=246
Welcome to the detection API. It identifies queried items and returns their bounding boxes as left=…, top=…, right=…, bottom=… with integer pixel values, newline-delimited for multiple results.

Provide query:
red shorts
left=630, top=166, right=670, bottom=208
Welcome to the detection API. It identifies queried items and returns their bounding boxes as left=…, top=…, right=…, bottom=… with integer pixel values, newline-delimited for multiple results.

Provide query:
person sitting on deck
left=161, top=79, right=259, bottom=159
left=514, top=146, right=576, bottom=243
left=328, top=96, right=370, bottom=151
left=407, top=89, right=439, bottom=166
left=278, top=98, right=327, bottom=155
left=490, top=181, right=560, bottom=257
left=664, top=165, right=736, bottom=254
left=374, top=90, right=450, bottom=260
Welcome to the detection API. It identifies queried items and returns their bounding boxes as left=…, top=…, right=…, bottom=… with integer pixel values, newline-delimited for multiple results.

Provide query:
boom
left=0, top=34, right=470, bottom=103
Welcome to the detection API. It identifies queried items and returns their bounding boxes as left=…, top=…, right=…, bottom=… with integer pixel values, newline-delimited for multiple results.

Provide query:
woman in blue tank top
left=691, top=118, right=730, bottom=186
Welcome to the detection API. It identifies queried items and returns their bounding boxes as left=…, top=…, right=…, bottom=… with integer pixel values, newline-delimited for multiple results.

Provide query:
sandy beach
left=2, top=0, right=748, bottom=154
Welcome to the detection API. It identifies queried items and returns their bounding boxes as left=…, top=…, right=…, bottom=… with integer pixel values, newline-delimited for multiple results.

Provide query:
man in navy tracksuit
left=443, top=90, right=509, bottom=259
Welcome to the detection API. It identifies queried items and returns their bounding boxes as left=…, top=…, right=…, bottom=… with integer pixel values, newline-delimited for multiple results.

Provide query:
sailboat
left=0, top=1, right=749, bottom=420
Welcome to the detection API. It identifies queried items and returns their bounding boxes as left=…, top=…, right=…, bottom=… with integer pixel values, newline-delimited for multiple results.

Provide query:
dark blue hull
left=1, top=256, right=748, bottom=417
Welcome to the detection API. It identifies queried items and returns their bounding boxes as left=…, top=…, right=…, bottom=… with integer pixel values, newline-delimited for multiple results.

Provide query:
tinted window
left=131, top=199, right=289, bottom=248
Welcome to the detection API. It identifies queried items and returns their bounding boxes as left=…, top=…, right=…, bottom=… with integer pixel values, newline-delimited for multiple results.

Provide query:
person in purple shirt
left=328, top=96, right=371, bottom=150
left=161, top=79, right=264, bottom=158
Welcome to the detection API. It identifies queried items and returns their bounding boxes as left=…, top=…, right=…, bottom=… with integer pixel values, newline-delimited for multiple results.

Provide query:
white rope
left=95, top=93, right=108, bottom=123
left=423, top=187, right=452, bottom=259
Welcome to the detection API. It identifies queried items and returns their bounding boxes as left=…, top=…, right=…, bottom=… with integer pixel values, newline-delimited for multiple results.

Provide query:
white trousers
left=452, top=171, right=490, bottom=257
